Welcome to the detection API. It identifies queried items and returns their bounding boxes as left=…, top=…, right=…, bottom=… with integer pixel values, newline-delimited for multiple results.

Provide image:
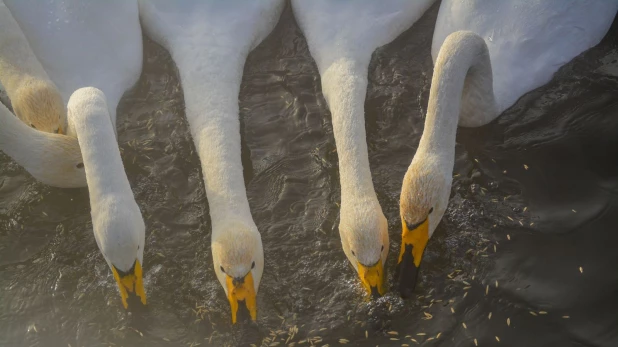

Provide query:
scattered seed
left=388, top=331, right=399, bottom=336
left=423, top=312, right=433, bottom=320
left=530, top=311, right=538, bottom=316
left=530, top=222, right=535, bottom=226
left=488, top=312, right=492, bottom=320
left=339, top=339, right=349, bottom=344
left=524, top=164, right=529, bottom=170
left=417, top=333, right=426, bottom=336
left=494, top=245, right=497, bottom=252
left=579, top=267, right=583, bottom=274
left=463, top=292, right=468, bottom=298
left=496, top=280, right=499, bottom=288
left=562, top=316, right=570, bottom=319
left=390, top=338, right=400, bottom=341
left=507, top=234, right=511, bottom=240
left=539, top=311, right=548, bottom=315
left=474, top=338, right=478, bottom=346
left=410, top=338, right=418, bottom=344
left=365, top=331, right=368, bottom=339
left=486, top=285, right=489, bottom=295
left=436, top=332, right=442, bottom=339
left=462, top=323, right=467, bottom=329
left=507, top=318, right=511, bottom=326
left=519, top=220, right=524, bottom=226
left=496, top=336, right=501, bottom=342
left=463, top=281, right=471, bottom=285
left=426, top=337, right=435, bottom=341
left=572, top=209, right=577, bottom=213
left=507, top=216, right=514, bottom=221
left=524, top=207, right=528, bottom=212
left=451, top=307, right=455, bottom=314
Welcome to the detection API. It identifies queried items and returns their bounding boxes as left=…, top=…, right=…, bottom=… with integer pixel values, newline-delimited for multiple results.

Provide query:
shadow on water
left=1, top=3, right=617, bottom=346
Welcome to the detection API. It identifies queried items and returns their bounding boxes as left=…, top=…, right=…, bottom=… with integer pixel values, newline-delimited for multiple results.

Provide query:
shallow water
left=1, top=4, right=618, bottom=347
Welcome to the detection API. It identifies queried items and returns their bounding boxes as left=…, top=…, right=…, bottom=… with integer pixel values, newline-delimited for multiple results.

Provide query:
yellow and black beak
left=111, top=260, right=147, bottom=309
left=357, top=259, right=385, bottom=299
left=395, top=217, right=429, bottom=298
left=226, top=272, right=257, bottom=324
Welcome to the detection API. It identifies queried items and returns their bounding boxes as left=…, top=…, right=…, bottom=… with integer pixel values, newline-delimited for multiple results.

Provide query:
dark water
left=2, top=4, right=618, bottom=346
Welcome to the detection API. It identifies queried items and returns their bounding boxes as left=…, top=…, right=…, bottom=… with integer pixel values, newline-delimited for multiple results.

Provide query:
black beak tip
left=126, top=292, right=147, bottom=313
left=235, top=299, right=253, bottom=323
left=394, top=252, right=421, bottom=299
left=370, top=286, right=381, bottom=299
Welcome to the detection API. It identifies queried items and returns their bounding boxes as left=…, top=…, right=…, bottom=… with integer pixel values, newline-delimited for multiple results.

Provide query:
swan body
left=0, top=0, right=65, bottom=133
left=4, top=0, right=146, bottom=308
left=138, top=0, right=284, bottom=323
left=291, top=0, right=436, bottom=297
left=432, top=0, right=618, bottom=125
left=397, top=0, right=618, bottom=297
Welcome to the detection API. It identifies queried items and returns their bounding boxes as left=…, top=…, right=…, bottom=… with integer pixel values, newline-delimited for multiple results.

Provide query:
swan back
left=433, top=0, right=618, bottom=115
left=4, top=0, right=143, bottom=125
left=0, top=0, right=65, bottom=133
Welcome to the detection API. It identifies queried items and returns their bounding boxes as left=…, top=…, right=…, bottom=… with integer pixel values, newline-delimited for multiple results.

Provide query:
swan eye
left=251, top=261, right=255, bottom=269
left=381, top=245, right=384, bottom=252
left=351, top=250, right=355, bottom=256
left=76, top=163, right=84, bottom=169
left=30, top=124, right=36, bottom=129
left=429, top=207, right=434, bottom=214
left=220, top=266, right=225, bottom=273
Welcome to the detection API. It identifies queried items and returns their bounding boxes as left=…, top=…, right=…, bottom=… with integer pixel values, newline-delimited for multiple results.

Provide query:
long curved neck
left=418, top=31, right=497, bottom=158
left=173, top=48, right=254, bottom=230
left=0, top=102, right=45, bottom=163
left=0, top=2, right=51, bottom=98
left=69, top=88, right=132, bottom=203
left=321, top=58, right=377, bottom=203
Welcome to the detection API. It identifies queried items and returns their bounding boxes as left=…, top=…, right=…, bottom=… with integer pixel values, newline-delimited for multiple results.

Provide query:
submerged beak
left=226, top=272, right=257, bottom=324
left=111, top=260, right=147, bottom=309
left=395, top=217, right=429, bottom=298
left=357, top=259, right=385, bottom=299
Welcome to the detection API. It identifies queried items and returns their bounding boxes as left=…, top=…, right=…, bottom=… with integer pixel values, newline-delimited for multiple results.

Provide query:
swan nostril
left=76, top=162, right=84, bottom=169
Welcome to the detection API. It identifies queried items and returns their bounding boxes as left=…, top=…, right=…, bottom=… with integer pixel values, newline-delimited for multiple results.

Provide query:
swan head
left=212, top=221, right=264, bottom=324
left=396, top=154, right=451, bottom=298
left=93, top=196, right=147, bottom=310
left=339, top=199, right=389, bottom=298
left=13, top=79, right=66, bottom=134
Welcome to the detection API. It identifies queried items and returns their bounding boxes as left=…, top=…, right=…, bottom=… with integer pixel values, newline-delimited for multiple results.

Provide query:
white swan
left=396, top=0, right=618, bottom=297
left=138, top=0, right=284, bottom=323
left=0, top=0, right=65, bottom=134
left=291, top=0, right=436, bottom=297
left=4, top=0, right=147, bottom=308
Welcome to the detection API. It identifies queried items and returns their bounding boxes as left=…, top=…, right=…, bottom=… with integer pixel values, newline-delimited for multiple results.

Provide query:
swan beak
left=395, top=217, right=429, bottom=298
left=111, top=260, right=147, bottom=309
left=226, top=272, right=257, bottom=324
left=357, top=259, right=385, bottom=298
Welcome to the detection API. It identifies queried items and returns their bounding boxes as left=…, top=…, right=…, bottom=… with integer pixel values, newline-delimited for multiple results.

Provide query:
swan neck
left=175, top=51, right=254, bottom=229
left=419, top=32, right=497, bottom=157
left=70, top=90, right=132, bottom=202
left=321, top=58, right=377, bottom=202
left=0, top=104, right=40, bottom=164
